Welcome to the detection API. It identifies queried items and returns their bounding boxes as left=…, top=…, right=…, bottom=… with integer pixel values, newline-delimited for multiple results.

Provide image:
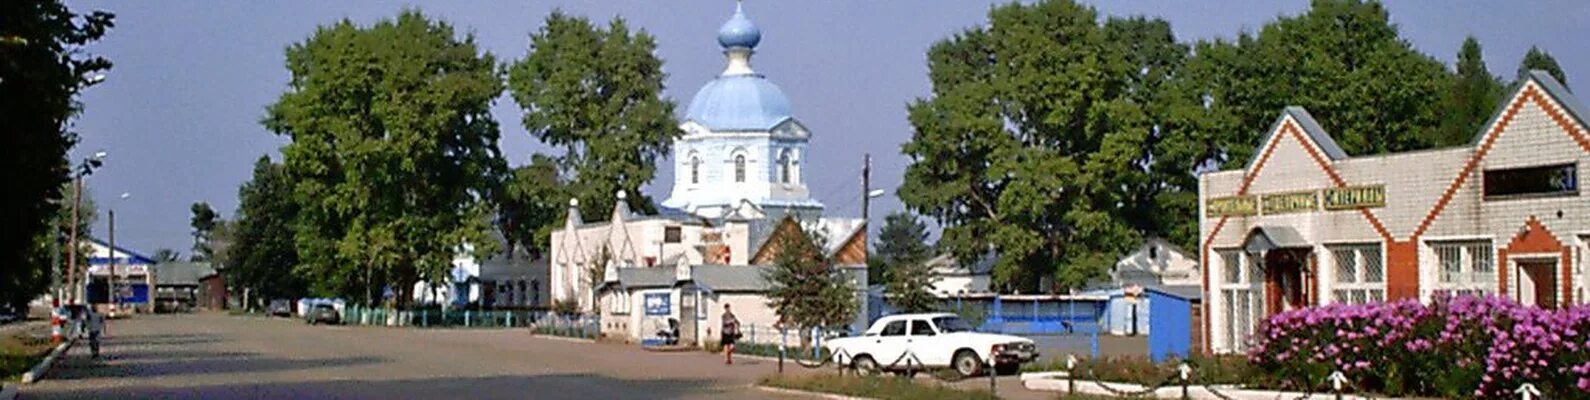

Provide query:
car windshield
left=931, top=316, right=974, bottom=333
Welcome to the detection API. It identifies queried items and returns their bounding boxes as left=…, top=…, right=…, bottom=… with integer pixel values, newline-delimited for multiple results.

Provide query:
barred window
left=1221, top=250, right=1241, bottom=284
left=1429, top=240, right=1495, bottom=297
left=1330, top=244, right=1384, bottom=304
left=1218, top=249, right=1262, bottom=352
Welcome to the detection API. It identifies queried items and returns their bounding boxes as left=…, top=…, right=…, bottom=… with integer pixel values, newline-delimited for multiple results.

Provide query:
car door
left=865, top=319, right=908, bottom=368
left=906, top=319, right=948, bottom=367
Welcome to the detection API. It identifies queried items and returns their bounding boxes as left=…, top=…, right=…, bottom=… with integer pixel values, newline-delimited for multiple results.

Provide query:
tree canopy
left=225, top=156, right=308, bottom=304
left=189, top=202, right=219, bottom=261
left=507, top=12, right=680, bottom=223
left=900, top=0, right=1169, bottom=291
left=265, top=10, right=506, bottom=305
left=1517, top=46, right=1568, bottom=89
left=0, top=0, right=113, bottom=312
left=763, top=228, right=858, bottom=331
left=875, top=212, right=937, bottom=313
left=902, top=0, right=1523, bottom=291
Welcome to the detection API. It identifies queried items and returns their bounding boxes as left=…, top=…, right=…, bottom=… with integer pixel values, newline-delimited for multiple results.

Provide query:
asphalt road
left=19, top=313, right=810, bottom=400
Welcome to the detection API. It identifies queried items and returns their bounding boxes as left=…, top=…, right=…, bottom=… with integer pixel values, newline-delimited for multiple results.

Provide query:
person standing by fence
left=721, top=304, right=740, bottom=365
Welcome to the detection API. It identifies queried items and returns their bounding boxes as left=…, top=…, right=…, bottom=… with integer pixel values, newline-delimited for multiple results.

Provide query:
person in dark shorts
left=721, top=304, right=740, bottom=365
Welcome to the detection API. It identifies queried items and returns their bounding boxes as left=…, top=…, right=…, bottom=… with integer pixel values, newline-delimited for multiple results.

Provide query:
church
left=548, top=3, right=869, bottom=346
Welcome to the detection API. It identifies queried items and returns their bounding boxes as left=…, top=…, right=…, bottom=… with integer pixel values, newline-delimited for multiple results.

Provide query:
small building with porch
left=1199, top=71, right=1590, bottom=353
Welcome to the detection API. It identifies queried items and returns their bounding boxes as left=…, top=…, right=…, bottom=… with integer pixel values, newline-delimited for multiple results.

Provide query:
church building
left=1200, top=71, right=1590, bottom=353
left=548, top=4, right=869, bottom=346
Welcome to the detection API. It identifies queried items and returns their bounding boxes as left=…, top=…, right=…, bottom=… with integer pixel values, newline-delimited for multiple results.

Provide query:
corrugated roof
left=692, top=264, right=771, bottom=292
left=154, top=262, right=217, bottom=286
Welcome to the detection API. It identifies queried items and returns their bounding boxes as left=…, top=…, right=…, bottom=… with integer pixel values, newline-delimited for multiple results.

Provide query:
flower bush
left=1247, top=294, right=1590, bottom=399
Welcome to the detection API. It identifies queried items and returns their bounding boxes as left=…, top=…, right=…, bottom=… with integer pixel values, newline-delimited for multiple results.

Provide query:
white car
left=824, top=313, right=1038, bottom=377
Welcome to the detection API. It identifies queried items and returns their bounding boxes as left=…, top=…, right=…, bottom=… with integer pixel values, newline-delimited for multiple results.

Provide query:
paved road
left=20, top=313, right=810, bottom=400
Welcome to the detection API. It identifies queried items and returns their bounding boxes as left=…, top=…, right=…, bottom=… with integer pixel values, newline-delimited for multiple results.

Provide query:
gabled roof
left=1245, top=107, right=1349, bottom=171
left=1472, top=70, right=1587, bottom=146
left=87, top=238, right=157, bottom=265
left=693, top=264, right=772, bottom=293
left=154, top=262, right=217, bottom=286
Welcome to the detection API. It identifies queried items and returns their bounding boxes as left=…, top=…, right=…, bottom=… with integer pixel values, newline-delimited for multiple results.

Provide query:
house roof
left=154, top=262, right=217, bottom=286
left=1147, top=284, right=1203, bottom=301
left=87, top=238, right=157, bottom=266
left=1246, top=107, right=1349, bottom=170
left=692, top=264, right=771, bottom=292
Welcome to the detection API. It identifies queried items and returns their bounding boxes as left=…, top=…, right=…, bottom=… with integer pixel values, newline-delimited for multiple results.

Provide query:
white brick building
left=1200, top=71, right=1590, bottom=353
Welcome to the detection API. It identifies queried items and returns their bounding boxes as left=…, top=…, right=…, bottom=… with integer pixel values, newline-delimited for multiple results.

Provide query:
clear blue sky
left=63, top=0, right=1588, bottom=255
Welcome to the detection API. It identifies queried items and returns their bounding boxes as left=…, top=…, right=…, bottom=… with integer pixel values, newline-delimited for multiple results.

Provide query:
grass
left=0, top=333, right=55, bottom=381
left=760, top=373, right=999, bottom=400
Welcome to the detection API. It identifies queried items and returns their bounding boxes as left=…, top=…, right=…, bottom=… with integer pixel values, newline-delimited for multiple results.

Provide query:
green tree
left=189, top=202, right=219, bottom=261
left=1435, top=37, right=1504, bottom=146
left=12, top=182, right=96, bottom=312
left=0, top=0, right=113, bottom=311
left=900, top=0, right=1153, bottom=291
left=1165, top=0, right=1454, bottom=165
left=1517, top=45, right=1567, bottom=89
left=498, top=154, right=566, bottom=259
left=873, top=212, right=938, bottom=312
left=265, top=11, right=507, bottom=306
left=764, top=228, right=858, bottom=333
left=225, top=156, right=307, bottom=306
left=152, top=248, right=181, bottom=263
left=507, top=12, right=681, bottom=222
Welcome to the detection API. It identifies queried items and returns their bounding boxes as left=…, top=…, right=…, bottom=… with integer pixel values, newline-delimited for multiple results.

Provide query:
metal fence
left=339, top=307, right=536, bottom=329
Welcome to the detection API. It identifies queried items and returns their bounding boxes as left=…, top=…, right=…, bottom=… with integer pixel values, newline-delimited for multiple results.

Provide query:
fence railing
left=339, top=307, right=541, bottom=329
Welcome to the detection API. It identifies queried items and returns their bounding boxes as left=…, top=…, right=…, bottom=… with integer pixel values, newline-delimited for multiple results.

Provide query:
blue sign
left=644, top=293, right=671, bottom=316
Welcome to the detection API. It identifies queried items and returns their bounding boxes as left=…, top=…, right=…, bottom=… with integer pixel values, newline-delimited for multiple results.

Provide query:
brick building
left=1200, top=71, right=1589, bottom=353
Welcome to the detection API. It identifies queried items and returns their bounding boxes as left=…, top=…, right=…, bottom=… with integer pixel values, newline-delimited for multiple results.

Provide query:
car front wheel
left=952, top=350, right=984, bottom=378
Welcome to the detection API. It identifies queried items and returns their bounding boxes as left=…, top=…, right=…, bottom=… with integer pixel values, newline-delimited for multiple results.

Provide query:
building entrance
left=1264, top=249, right=1311, bottom=315
left=1518, top=260, right=1558, bottom=308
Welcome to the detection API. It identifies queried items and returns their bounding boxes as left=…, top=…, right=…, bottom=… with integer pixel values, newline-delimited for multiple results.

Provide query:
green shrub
left=1, top=333, right=53, bottom=380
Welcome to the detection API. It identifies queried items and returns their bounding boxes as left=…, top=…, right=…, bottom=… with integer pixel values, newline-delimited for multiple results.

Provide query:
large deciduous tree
left=498, top=154, right=567, bottom=259
left=507, top=12, right=680, bottom=222
left=900, top=0, right=1167, bottom=291
left=0, top=0, right=112, bottom=311
left=225, top=156, right=307, bottom=306
left=265, top=11, right=506, bottom=306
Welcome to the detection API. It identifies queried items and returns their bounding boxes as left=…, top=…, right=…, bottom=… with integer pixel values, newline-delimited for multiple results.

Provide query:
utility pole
left=67, top=176, right=83, bottom=304
left=108, top=209, right=117, bottom=313
left=861, top=153, right=871, bottom=231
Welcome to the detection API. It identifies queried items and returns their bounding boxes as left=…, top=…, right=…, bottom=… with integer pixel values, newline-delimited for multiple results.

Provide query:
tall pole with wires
left=861, top=153, right=871, bottom=233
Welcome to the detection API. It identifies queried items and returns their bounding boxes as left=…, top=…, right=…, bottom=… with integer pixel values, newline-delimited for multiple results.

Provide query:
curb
left=754, top=385, right=876, bottom=400
left=1, top=382, right=17, bottom=400
left=526, top=334, right=596, bottom=344
left=21, top=337, right=75, bottom=384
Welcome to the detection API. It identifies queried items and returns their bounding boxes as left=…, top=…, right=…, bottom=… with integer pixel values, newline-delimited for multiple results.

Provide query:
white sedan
left=824, top=313, right=1038, bottom=377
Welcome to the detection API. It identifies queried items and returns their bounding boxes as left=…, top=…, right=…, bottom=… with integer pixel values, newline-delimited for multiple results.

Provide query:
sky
left=62, top=0, right=1589, bottom=255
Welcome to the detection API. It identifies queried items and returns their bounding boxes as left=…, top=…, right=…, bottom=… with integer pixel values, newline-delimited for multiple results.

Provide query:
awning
left=1244, top=226, right=1310, bottom=254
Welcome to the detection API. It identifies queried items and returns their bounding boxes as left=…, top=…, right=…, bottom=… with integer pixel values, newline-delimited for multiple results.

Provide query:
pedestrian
left=87, top=308, right=104, bottom=358
left=720, top=303, right=739, bottom=365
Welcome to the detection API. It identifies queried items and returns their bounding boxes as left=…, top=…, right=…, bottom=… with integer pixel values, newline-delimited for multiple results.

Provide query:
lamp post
left=64, top=150, right=106, bottom=305
left=108, top=192, right=130, bottom=314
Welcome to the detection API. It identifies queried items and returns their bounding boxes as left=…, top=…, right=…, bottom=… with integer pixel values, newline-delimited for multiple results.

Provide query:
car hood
left=942, top=332, right=1033, bottom=344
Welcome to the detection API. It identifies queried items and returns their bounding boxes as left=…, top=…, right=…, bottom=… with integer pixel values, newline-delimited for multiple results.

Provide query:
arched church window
left=734, top=154, right=746, bottom=183
left=690, top=156, right=701, bottom=184
left=778, top=149, right=792, bottom=184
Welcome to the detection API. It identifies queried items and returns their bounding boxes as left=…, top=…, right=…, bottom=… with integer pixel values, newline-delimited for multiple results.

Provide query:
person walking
left=87, top=308, right=104, bottom=358
left=720, top=303, right=739, bottom=365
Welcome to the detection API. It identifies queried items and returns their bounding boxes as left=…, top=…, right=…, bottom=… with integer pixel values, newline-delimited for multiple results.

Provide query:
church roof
left=685, top=74, right=793, bottom=131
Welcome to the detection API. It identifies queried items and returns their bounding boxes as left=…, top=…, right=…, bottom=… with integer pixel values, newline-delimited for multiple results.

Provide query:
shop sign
left=1208, top=195, right=1258, bottom=216
left=1262, top=191, right=1318, bottom=214
left=1323, top=185, right=1386, bottom=210
left=644, top=293, right=671, bottom=316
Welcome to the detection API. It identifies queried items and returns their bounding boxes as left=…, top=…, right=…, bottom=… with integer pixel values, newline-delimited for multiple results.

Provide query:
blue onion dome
left=717, top=3, right=761, bottom=49
left=685, top=75, right=792, bottom=131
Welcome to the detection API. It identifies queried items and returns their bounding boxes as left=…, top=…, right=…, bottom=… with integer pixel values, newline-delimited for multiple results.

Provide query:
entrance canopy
left=1243, top=226, right=1310, bottom=254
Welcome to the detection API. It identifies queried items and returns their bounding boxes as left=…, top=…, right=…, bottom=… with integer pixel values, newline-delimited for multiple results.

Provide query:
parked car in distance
left=268, top=299, right=293, bottom=317
left=306, top=304, right=340, bottom=325
left=823, top=313, right=1038, bottom=377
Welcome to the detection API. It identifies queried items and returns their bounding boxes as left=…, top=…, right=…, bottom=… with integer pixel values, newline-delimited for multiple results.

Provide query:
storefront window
left=1218, top=249, right=1262, bottom=352
left=1483, top=163, right=1578, bottom=199
left=1330, top=244, right=1384, bottom=304
left=1429, top=240, right=1496, bottom=297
